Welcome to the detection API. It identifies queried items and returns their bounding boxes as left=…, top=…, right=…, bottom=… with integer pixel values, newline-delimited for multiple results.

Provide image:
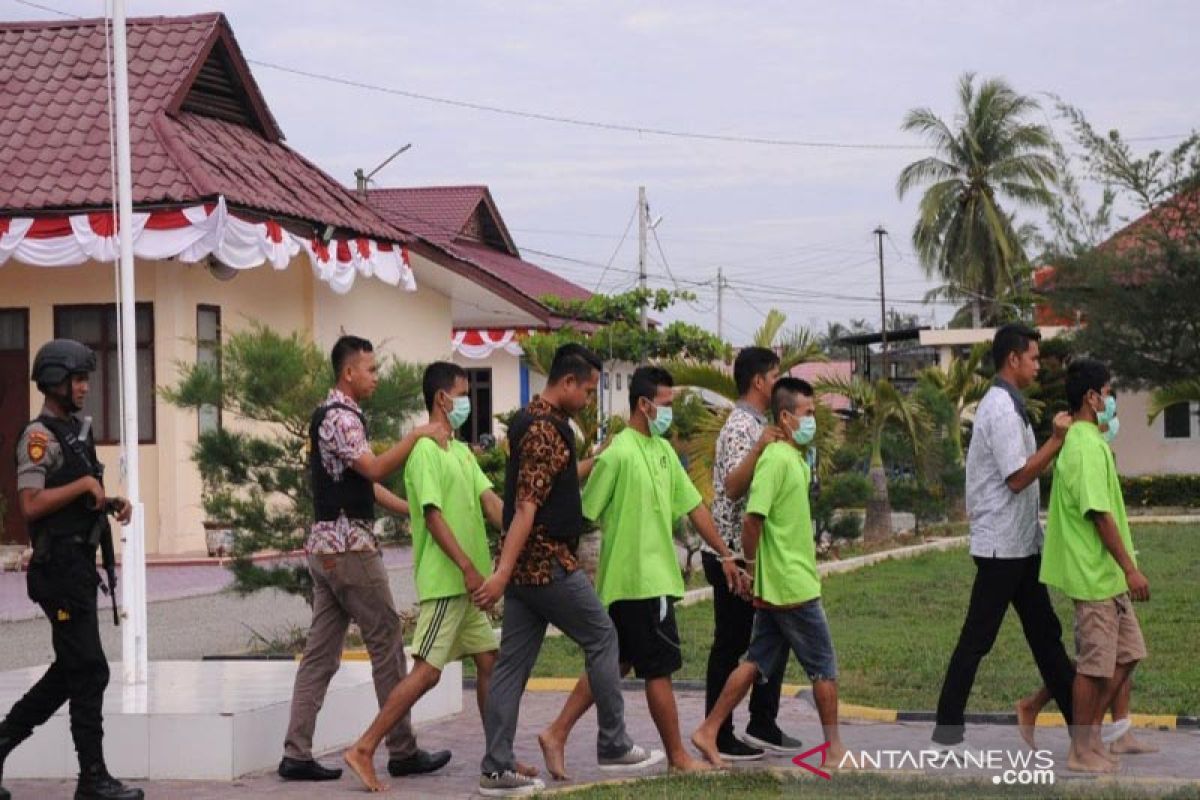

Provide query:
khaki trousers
left=283, top=550, right=417, bottom=760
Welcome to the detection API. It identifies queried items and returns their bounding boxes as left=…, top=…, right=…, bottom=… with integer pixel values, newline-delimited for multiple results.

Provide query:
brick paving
left=6, top=687, right=1198, bottom=799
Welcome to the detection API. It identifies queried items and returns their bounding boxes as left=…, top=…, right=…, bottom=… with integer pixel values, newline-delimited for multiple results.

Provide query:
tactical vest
left=24, top=414, right=100, bottom=543
left=502, top=405, right=584, bottom=544
left=309, top=402, right=376, bottom=523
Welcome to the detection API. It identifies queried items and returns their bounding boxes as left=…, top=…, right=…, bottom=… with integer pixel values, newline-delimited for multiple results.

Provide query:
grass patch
left=530, top=525, right=1198, bottom=716
left=557, top=771, right=1200, bottom=800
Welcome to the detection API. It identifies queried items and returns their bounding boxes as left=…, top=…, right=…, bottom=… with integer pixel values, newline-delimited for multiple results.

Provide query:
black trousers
left=2, top=555, right=109, bottom=768
left=933, top=553, right=1075, bottom=745
left=702, top=552, right=784, bottom=740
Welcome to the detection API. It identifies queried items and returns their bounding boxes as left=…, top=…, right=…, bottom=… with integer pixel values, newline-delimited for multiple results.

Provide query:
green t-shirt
left=746, top=442, right=820, bottom=607
left=1040, top=422, right=1136, bottom=601
left=582, top=427, right=701, bottom=606
left=404, top=438, right=493, bottom=601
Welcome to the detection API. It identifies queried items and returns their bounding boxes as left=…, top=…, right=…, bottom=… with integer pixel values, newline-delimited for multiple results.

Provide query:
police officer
left=0, top=339, right=143, bottom=800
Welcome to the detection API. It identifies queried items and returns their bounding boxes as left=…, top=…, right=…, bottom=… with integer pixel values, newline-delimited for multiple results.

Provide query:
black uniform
left=5, top=414, right=109, bottom=761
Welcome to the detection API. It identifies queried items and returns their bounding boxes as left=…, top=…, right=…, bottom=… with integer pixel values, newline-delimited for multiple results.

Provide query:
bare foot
left=1091, top=741, right=1120, bottom=766
left=690, top=729, right=725, bottom=769
left=669, top=754, right=714, bottom=774
left=1111, top=732, right=1158, bottom=755
left=343, top=746, right=388, bottom=792
left=517, top=760, right=541, bottom=778
left=826, top=746, right=847, bottom=770
left=1067, top=748, right=1116, bottom=774
left=1015, top=698, right=1039, bottom=749
left=537, top=730, right=569, bottom=781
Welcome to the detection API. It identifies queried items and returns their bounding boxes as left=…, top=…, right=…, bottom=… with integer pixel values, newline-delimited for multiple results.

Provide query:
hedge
left=1119, top=474, right=1200, bottom=508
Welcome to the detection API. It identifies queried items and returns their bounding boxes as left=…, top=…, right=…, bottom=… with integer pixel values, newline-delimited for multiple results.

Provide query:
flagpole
left=112, top=0, right=148, bottom=685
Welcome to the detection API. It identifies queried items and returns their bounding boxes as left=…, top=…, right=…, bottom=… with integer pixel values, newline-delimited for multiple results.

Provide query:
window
left=53, top=304, right=155, bottom=444
left=464, top=368, right=493, bottom=445
left=1163, top=402, right=1193, bottom=439
left=616, top=372, right=623, bottom=391
left=197, top=305, right=221, bottom=436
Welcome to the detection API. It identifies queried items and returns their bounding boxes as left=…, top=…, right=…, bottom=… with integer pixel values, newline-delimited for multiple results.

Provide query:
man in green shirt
left=692, top=378, right=846, bottom=768
left=538, top=366, right=745, bottom=779
left=344, top=362, right=515, bottom=791
left=1040, top=359, right=1149, bottom=775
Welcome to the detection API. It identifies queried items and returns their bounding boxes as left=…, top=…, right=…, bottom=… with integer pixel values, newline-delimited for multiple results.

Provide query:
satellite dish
left=206, top=256, right=237, bottom=282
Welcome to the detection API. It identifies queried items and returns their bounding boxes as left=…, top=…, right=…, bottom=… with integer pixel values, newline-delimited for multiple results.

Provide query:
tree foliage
left=898, top=73, right=1057, bottom=326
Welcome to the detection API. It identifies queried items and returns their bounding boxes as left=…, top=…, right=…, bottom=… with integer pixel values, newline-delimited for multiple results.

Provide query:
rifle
left=75, top=416, right=119, bottom=627
left=89, top=505, right=120, bottom=627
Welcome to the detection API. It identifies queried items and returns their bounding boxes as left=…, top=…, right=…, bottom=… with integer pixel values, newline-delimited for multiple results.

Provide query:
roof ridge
left=0, top=12, right=223, bottom=31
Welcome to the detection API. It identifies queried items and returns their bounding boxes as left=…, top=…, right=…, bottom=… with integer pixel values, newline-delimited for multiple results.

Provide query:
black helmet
left=32, top=339, right=96, bottom=389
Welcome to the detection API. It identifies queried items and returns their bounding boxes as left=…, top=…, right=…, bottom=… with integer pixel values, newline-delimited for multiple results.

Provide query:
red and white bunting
left=451, top=328, right=529, bottom=359
left=0, top=196, right=416, bottom=294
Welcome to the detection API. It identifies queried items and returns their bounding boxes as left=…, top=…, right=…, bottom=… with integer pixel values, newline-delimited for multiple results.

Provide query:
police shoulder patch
left=27, top=430, right=49, bottom=463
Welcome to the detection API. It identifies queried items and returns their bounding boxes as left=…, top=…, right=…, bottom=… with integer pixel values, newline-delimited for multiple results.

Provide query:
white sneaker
left=1102, top=717, right=1133, bottom=745
left=598, top=744, right=666, bottom=771
left=479, top=770, right=545, bottom=797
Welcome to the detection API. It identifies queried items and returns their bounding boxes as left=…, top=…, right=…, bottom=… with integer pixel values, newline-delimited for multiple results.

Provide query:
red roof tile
left=0, top=13, right=405, bottom=242
left=369, top=186, right=592, bottom=316
left=369, top=186, right=489, bottom=245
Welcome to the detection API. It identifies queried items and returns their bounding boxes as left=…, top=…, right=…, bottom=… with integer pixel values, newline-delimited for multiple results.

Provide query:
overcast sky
left=10, top=0, right=1199, bottom=342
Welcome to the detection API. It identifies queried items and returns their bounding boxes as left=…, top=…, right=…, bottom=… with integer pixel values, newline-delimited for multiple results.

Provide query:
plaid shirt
left=305, top=389, right=377, bottom=555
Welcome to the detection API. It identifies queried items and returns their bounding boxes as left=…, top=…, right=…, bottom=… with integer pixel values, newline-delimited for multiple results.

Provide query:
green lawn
left=530, top=525, right=1198, bottom=716
left=556, top=771, right=1200, bottom=800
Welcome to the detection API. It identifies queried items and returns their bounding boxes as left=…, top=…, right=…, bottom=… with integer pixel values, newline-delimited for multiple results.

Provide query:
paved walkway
left=6, top=688, right=1198, bottom=799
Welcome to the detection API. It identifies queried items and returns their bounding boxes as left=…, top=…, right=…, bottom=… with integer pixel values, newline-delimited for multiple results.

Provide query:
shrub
left=1119, top=474, right=1200, bottom=508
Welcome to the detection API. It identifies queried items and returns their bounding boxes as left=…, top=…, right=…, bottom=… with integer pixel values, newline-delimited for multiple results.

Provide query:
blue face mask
left=792, top=415, right=816, bottom=446
left=648, top=404, right=673, bottom=437
left=1097, top=394, right=1117, bottom=424
left=1103, top=415, right=1120, bottom=443
left=447, top=395, right=471, bottom=429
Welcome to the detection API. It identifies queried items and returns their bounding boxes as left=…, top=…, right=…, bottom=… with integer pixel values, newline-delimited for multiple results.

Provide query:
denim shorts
left=745, top=598, right=838, bottom=683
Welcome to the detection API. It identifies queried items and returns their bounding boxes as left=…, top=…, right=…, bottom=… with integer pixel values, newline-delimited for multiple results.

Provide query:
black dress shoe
left=1, top=785, right=10, bottom=800
left=74, top=765, right=144, bottom=800
left=277, top=756, right=343, bottom=781
left=387, top=748, right=451, bottom=776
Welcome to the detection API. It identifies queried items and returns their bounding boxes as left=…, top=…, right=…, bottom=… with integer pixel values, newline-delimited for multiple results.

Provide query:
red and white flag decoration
left=0, top=196, right=416, bottom=294
left=452, top=328, right=529, bottom=359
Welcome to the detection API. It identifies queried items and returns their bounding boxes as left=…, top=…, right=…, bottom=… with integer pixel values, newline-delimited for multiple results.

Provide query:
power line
left=9, top=0, right=1197, bottom=152
left=592, top=203, right=637, bottom=292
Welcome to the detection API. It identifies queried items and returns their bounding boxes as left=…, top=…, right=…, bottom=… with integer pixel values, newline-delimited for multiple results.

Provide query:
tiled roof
left=0, top=13, right=406, bottom=242
left=369, top=186, right=593, bottom=316
left=452, top=241, right=592, bottom=306
left=368, top=186, right=488, bottom=245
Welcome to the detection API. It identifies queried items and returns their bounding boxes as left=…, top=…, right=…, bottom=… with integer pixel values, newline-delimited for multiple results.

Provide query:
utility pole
left=874, top=225, right=889, bottom=381
left=716, top=266, right=725, bottom=340
left=638, top=186, right=648, bottom=330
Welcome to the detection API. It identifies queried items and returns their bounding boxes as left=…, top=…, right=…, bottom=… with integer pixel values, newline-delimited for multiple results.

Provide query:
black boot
left=0, top=722, right=32, bottom=800
left=74, top=763, right=144, bottom=800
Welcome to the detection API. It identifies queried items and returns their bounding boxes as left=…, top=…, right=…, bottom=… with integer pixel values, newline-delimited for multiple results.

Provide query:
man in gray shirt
left=932, top=324, right=1076, bottom=747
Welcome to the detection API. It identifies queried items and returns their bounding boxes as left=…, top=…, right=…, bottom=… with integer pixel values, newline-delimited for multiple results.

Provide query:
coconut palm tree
left=813, top=377, right=930, bottom=542
left=897, top=73, right=1058, bottom=327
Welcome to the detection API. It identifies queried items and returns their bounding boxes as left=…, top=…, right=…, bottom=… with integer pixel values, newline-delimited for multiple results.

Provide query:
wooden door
left=0, top=309, right=30, bottom=545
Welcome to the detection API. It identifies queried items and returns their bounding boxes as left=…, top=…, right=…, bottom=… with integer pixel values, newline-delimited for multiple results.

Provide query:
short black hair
left=771, top=376, right=814, bottom=420
left=629, top=366, right=674, bottom=414
left=422, top=361, right=468, bottom=411
left=331, top=335, right=373, bottom=376
left=991, top=323, right=1041, bottom=371
left=734, top=346, right=781, bottom=396
left=547, top=343, right=603, bottom=385
left=1065, top=358, right=1111, bottom=412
